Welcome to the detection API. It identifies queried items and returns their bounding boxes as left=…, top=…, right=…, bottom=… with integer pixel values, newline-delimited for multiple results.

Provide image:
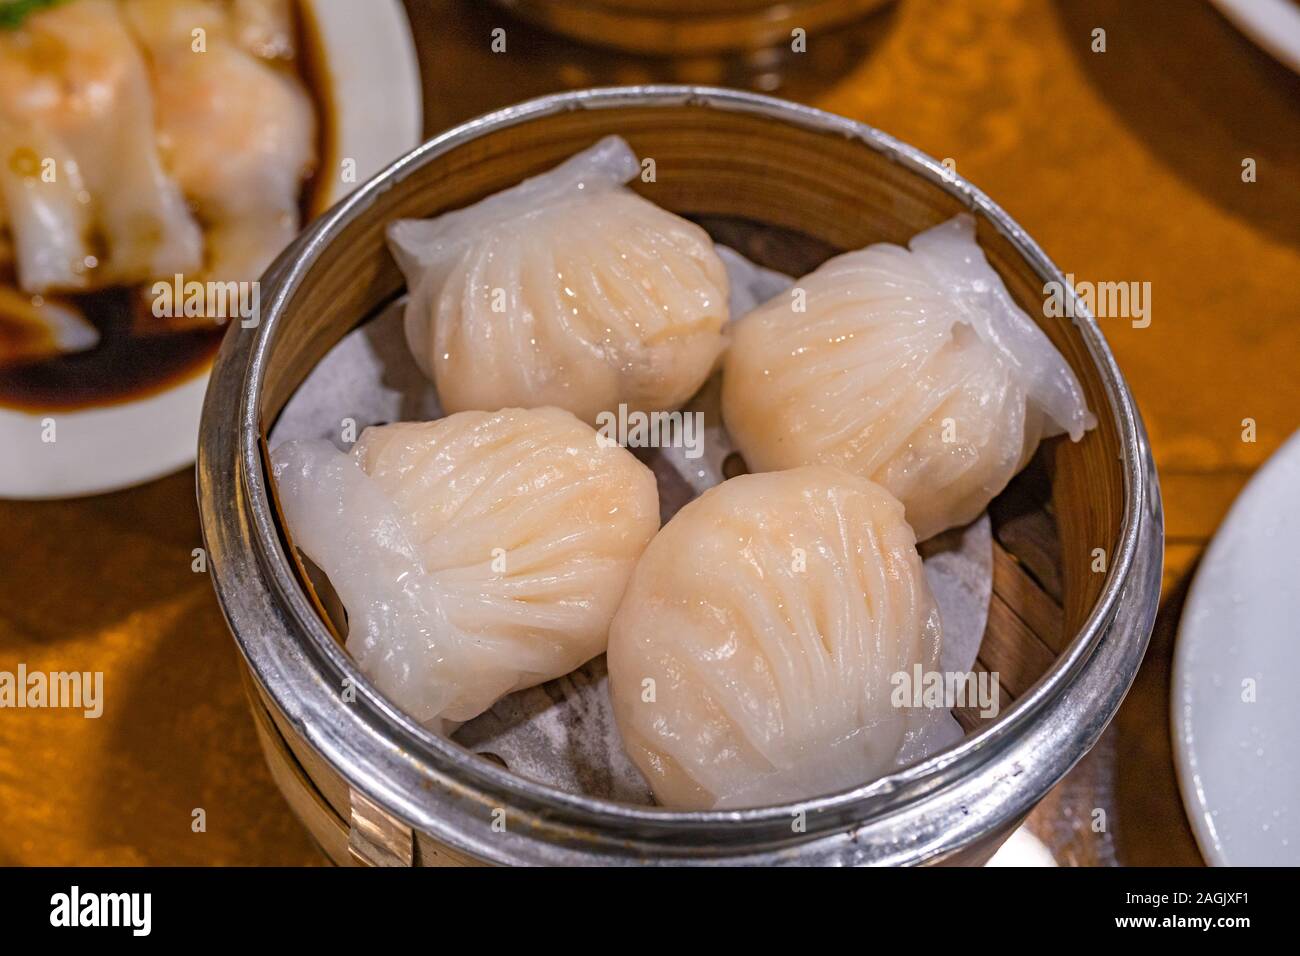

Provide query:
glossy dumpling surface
left=125, top=0, right=317, bottom=286
left=607, top=466, right=943, bottom=810
left=722, top=215, right=1095, bottom=541
left=387, top=136, right=729, bottom=425
left=0, top=0, right=204, bottom=292
left=272, top=407, right=660, bottom=731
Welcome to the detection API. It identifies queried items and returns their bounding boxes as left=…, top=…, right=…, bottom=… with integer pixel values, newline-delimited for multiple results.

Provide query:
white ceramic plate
left=1210, top=0, right=1300, bottom=73
left=985, top=826, right=1058, bottom=867
left=1173, top=429, right=1300, bottom=866
left=0, top=0, right=422, bottom=500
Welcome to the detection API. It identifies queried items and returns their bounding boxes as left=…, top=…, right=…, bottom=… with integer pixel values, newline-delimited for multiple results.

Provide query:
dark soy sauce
left=0, top=289, right=223, bottom=411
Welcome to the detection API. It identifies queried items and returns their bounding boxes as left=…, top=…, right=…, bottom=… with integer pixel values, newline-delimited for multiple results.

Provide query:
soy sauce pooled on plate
left=0, top=0, right=329, bottom=412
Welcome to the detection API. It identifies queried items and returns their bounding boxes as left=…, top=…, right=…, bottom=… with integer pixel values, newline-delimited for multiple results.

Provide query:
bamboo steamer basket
left=197, top=86, right=1163, bottom=867
left=492, top=0, right=895, bottom=56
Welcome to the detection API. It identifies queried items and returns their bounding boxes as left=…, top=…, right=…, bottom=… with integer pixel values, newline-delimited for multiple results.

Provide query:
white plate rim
left=0, top=0, right=423, bottom=500
left=1209, top=0, right=1300, bottom=74
left=1171, top=428, right=1300, bottom=866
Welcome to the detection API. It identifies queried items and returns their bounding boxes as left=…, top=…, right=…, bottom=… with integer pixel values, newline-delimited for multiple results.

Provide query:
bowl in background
left=493, top=0, right=895, bottom=56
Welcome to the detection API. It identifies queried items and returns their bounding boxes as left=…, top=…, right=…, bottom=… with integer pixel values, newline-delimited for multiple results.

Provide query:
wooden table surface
left=1, top=0, right=1297, bottom=866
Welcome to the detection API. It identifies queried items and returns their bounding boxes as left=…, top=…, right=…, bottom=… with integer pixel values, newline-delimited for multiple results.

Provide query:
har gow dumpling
left=607, top=466, right=944, bottom=810
left=386, top=136, right=729, bottom=425
left=722, top=215, right=1095, bottom=541
left=272, top=406, right=660, bottom=732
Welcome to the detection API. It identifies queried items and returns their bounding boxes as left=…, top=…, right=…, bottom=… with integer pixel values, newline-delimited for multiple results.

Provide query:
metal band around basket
left=198, top=86, right=1163, bottom=865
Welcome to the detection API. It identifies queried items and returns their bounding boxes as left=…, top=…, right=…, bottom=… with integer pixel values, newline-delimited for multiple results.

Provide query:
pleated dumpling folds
left=723, top=215, right=1095, bottom=541
left=272, top=407, right=660, bottom=732
left=607, top=467, right=945, bottom=810
left=387, top=136, right=730, bottom=425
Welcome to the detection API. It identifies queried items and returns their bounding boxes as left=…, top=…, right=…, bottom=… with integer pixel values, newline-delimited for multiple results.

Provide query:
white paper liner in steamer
left=270, top=247, right=993, bottom=806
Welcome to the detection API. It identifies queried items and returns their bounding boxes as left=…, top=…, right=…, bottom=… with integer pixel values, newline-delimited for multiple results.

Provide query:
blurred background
left=1, top=0, right=1298, bottom=865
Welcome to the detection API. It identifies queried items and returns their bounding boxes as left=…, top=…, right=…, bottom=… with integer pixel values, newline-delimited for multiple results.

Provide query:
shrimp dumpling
left=722, top=215, right=1095, bottom=541
left=608, top=467, right=943, bottom=810
left=272, top=407, right=660, bottom=732
left=229, top=0, right=296, bottom=60
left=124, top=0, right=317, bottom=286
left=386, top=136, right=729, bottom=425
left=0, top=0, right=204, bottom=292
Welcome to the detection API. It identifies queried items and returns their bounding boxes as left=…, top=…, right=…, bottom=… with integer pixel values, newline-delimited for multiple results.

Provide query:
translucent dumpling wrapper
left=722, top=215, right=1096, bottom=541
left=607, top=466, right=948, bottom=810
left=272, top=406, right=660, bottom=732
left=0, top=0, right=204, bottom=293
left=386, top=136, right=729, bottom=425
left=0, top=286, right=99, bottom=366
left=125, top=0, right=317, bottom=289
